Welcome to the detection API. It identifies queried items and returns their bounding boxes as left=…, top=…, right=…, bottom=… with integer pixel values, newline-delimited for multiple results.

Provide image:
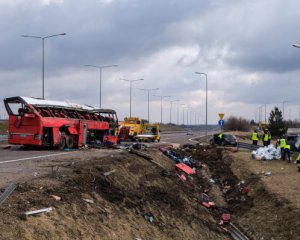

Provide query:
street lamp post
left=22, top=33, right=66, bottom=99
left=139, top=88, right=159, bottom=122
left=169, top=100, right=180, bottom=124
left=195, top=72, right=208, bottom=136
left=282, top=101, right=288, bottom=120
left=84, top=64, right=118, bottom=108
left=183, top=106, right=189, bottom=126
left=153, top=95, right=170, bottom=123
left=120, top=78, right=144, bottom=117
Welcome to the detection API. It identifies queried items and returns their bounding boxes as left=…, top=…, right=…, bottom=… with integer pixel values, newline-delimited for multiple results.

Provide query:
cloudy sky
left=0, top=0, right=300, bottom=124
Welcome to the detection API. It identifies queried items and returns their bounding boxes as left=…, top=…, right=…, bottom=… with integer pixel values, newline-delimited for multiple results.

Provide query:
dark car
left=286, top=134, right=300, bottom=151
left=209, top=133, right=237, bottom=146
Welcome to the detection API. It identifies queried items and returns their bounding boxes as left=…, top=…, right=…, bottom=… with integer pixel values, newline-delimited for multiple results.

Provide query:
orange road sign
left=218, top=113, right=225, bottom=119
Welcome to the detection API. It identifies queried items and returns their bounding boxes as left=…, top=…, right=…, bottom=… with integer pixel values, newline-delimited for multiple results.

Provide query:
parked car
left=209, top=133, right=237, bottom=146
left=186, top=130, right=193, bottom=135
left=286, top=134, right=300, bottom=151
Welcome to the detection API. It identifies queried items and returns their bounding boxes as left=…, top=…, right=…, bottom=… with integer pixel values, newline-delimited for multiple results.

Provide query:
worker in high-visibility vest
left=296, top=154, right=300, bottom=172
left=283, top=144, right=291, bottom=163
left=262, top=130, right=269, bottom=147
left=218, top=133, right=223, bottom=145
left=267, top=130, right=271, bottom=146
left=279, top=136, right=286, bottom=160
left=251, top=129, right=259, bottom=145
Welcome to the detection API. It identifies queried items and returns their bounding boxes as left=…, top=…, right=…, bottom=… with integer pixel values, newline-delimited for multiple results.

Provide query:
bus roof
left=5, top=96, right=95, bottom=111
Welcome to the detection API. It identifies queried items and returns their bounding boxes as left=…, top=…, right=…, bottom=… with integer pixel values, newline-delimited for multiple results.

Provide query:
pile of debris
left=251, top=144, right=281, bottom=160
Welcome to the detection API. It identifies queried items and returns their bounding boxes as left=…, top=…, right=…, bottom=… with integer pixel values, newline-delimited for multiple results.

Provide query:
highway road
left=0, top=130, right=212, bottom=165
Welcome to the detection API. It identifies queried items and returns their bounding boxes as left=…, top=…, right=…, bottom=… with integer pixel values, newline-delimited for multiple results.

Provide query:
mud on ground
left=0, top=147, right=228, bottom=240
left=1, top=144, right=300, bottom=240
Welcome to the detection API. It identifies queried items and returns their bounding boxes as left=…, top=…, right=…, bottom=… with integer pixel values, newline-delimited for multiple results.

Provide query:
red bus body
left=3, top=96, right=118, bottom=148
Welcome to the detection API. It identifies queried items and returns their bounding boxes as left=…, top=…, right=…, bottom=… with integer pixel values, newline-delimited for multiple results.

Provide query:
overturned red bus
left=3, top=96, right=118, bottom=149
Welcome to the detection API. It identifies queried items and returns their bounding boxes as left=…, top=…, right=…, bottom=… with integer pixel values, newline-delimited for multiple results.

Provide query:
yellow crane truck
left=119, top=117, right=143, bottom=140
left=134, top=123, right=160, bottom=142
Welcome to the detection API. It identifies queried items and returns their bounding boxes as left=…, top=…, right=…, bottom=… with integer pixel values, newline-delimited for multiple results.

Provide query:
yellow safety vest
left=251, top=132, right=259, bottom=141
left=284, top=145, right=291, bottom=150
left=264, top=134, right=269, bottom=141
left=297, top=154, right=300, bottom=161
left=218, top=133, right=223, bottom=139
left=279, top=138, right=286, bottom=148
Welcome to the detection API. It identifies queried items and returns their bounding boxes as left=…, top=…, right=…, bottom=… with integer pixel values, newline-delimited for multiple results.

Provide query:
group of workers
left=251, top=129, right=271, bottom=146
left=251, top=129, right=300, bottom=172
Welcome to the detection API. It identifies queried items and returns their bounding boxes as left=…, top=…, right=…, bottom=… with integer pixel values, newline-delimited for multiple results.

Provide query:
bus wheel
left=66, top=135, right=74, bottom=149
left=59, top=136, right=66, bottom=150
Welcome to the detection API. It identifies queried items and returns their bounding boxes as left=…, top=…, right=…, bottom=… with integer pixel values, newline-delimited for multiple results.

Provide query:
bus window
left=7, top=102, right=24, bottom=116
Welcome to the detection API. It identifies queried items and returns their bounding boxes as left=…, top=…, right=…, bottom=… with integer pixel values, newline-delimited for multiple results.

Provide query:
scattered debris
left=264, top=171, right=272, bottom=176
left=83, top=199, right=94, bottom=204
left=51, top=195, right=61, bottom=201
left=25, top=207, right=53, bottom=216
left=144, top=212, right=155, bottom=223
left=104, top=169, right=116, bottom=176
left=176, top=163, right=196, bottom=175
left=0, top=183, right=17, bottom=206
left=251, top=144, right=281, bottom=160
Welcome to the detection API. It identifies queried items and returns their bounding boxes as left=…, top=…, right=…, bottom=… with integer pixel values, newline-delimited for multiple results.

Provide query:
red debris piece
left=179, top=174, right=186, bottom=181
left=240, top=186, right=249, bottom=195
left=221, top=213, right=231, bottom=224
left=201, top=202, right=215, bottom=208
left=176, top=163, right=196, bottom=175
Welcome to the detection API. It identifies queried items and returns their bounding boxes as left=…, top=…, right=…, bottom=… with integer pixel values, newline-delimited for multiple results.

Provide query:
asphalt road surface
left=0, top=130, right=212, bottom=165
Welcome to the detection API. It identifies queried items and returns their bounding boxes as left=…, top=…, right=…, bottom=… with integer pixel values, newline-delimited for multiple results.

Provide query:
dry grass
left=0, top=120, right=8, bottom=134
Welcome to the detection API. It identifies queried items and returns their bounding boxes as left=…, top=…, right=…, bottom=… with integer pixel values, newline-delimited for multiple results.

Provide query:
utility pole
left=169, top=100, right=180, bottom=124
left=85, top=64, right=118, bottom=108
left=195, top=72, right=208, bottom=136
left=139, top=88, right=159, bottom=122
left=22, top=33, right=66, bottom=99
left=153, top=95, right=170, bottom=124
left=282, top=101, right=288, bottom=120
left=120, top=78, right=144, bottom=117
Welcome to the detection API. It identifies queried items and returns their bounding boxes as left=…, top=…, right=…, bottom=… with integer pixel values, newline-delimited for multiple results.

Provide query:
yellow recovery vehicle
left=119, top=117, right=143, bottom=140
left=134, top=123, right=160, bottom=142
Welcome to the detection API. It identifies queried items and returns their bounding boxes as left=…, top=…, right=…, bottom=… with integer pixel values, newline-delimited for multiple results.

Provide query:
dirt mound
left=0, top=150, right=228, bottom=240
left=190, top=145, right=300, bottom=240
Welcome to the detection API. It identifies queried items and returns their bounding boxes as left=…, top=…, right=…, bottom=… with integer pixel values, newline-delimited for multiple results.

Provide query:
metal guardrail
left=0, top=135, right=8, bottom=142
left=237, top=142, right=261, bottom=151
left=0, top=183, right=17, bottom=206
left=228, top=223, right=249, bottom=240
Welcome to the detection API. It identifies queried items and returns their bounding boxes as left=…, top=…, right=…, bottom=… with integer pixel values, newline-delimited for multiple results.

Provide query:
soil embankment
left=1, top=144, right=300, bottom=239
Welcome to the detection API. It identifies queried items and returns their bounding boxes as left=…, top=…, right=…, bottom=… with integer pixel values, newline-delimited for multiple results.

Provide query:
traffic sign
left=218, top=113, right=225, bottom=119
left=218, top=119, right=225, bottom=126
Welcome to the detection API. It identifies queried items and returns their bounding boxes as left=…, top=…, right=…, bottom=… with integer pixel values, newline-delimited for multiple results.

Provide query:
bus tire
left=59, top=136, right=66, bottom=150
left=66, top=135, right=74, bottom=149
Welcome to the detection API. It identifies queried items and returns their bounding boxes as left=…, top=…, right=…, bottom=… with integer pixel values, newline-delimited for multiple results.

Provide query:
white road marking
left=188, top=134, right=206, bottom=143
left=0, top=152, right=75, bottom=164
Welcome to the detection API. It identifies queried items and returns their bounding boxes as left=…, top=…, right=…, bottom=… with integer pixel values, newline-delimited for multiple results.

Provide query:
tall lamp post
left=139, top=88, right=159, bottom=122
left=120, top=78, right=144, bottom=117
left=153, top=95, right=170, bottom=123
left=169, top=100, right=180, bottom=124
left=22, top=33, right=66, bottom=99
left=183, top=106, right=190, bottom=126
left=195, top=72, right=208, bottom=136
left=84, top=64, right=118, bottom=108
left=181, top=104, right=185, bottom=125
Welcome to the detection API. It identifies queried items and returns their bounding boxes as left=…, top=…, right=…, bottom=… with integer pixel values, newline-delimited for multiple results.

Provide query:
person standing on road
left=297, top=154, right=300, bottom=172
left=267, top=130, right=271, bottom=146
left=218, top=133, right=223, bottom=145
left=283, top=144, right=291, bottom=163
left=251, top=129, right=259, bottom=145
left=279, top=136, right=287, bottom=160
left=263, top=130, right=269, bottom=146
